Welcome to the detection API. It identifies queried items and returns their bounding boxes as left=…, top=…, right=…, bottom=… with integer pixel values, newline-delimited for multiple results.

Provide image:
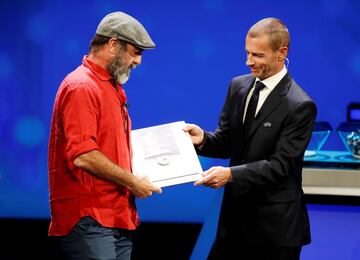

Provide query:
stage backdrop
left=0, top=0, right=360, bottom=259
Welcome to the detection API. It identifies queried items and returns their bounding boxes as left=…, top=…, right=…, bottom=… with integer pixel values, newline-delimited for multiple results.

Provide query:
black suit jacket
left=198, top=73, right=316, bottom=258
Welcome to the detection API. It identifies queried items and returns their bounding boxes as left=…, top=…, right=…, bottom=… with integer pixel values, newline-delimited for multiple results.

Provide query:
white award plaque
left=131, top=121, right=203, bottom=187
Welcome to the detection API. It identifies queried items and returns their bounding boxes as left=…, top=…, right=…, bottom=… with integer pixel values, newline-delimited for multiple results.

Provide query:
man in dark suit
left=185, top=18, right=317, bottom=260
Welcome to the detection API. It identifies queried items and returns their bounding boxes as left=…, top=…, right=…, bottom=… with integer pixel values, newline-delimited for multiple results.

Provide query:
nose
left=246, top=54, right=254, bottom=66
left=133, top=55, right=142, bottom=65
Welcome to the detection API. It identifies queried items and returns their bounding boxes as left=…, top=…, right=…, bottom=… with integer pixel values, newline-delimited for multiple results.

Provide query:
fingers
left=134, top=190, right=151, bottom=199
left=152, top=184, right=162, bottom=194
left=183, top=123, right=201, bottom=136
left=194, top=178, right=205, bottom=186
left=202, top=167, right=214, bottom=177
left=183, top=123, right=195, bottom=132
left=194, top=170, right=214, bottom=186
left=136, top=185, right=161, bottom=198
left=128, top=175, right=153, bottom=198
left=194, top=167, right=229, bottom=189
left=194, top=177, right=219, bottom=188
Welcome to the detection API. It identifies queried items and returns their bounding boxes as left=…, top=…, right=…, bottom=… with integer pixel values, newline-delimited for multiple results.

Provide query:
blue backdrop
left=0, top=0, right=360, bottom=259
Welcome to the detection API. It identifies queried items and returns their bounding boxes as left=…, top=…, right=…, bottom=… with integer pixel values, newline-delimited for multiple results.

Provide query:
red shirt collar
left=82, top=55, right=126, bottom=103
left=82, top=55, right=112, bottom=81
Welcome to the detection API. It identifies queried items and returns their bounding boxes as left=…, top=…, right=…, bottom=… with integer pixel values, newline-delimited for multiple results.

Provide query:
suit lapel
left=247, top=73, right=292, bottom=139
left=235, top=78, right=255, bottom=135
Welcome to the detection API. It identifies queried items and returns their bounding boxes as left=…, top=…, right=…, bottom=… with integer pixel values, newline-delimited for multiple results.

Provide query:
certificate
left=131, top=121, right=203, bottom=187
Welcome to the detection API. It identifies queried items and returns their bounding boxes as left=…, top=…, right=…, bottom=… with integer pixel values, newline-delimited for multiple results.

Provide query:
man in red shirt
left=48, top=11, right=162, bottom=259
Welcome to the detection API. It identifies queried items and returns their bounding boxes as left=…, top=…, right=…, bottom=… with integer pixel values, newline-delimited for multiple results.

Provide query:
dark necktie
left=243, top=81, right=266, bottom=137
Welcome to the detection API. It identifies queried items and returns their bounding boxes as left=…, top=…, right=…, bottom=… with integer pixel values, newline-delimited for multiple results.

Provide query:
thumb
left=152, top=184, right=162, bottom=194
left=183, top=123, right=194, bottom=132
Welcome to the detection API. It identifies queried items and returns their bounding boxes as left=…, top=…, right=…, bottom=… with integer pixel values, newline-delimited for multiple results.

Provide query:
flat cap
left=96, top=11, right=155, bottom=50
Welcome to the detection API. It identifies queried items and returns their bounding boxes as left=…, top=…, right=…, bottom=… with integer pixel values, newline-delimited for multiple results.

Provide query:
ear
left=277, top=46, right=288, bottom=62
left=108, top=38, right=119, bottom=55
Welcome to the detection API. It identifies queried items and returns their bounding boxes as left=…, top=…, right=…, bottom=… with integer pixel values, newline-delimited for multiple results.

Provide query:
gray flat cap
left=96, top=12, right=155, bottom=50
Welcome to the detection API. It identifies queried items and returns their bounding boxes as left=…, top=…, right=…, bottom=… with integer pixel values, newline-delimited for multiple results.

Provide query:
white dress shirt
left=243, top=66, right=288, bottom=123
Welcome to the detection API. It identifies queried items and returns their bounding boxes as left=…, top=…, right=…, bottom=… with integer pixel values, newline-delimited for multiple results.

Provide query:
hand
left=128, top=175, right=162, bottom=199
left=194, top=166, right=232, bottom=189
left=183, top=123, right=204, bottom=145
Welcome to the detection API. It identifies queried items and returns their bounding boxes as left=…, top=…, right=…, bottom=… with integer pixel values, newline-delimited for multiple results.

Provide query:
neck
left=274, top=63, right=285, bottom=74
left=88, top=50, right=111, bottom=71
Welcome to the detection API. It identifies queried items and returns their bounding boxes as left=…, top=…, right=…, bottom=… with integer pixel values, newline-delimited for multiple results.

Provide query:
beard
left=107, top=49, right=136, bottom=85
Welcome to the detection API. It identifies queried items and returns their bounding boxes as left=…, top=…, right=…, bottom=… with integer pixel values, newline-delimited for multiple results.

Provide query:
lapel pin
left=264, top=122, right=272, bottom=127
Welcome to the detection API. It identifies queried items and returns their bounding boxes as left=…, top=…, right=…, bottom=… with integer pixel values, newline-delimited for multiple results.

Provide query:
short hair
left=247, top=18, right=290, bottom=51
left=89, top=34, right=127, bottom=53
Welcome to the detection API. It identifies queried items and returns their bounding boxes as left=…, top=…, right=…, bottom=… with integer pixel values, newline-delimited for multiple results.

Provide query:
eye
left=134, top=47, right=143, bottom=56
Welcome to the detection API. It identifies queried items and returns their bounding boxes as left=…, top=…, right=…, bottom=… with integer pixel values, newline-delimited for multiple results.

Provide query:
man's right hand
left=128, top=175, right=162, bottom=199
left=183, top=123, right=204, bottom=146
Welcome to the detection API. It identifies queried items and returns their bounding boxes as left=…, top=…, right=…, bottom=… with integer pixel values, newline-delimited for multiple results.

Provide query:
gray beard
left=108, top=52, right=135, bottom=85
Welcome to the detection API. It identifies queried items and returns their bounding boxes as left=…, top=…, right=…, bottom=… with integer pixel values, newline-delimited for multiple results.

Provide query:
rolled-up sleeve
left=60, top=83, right=99, bottom=165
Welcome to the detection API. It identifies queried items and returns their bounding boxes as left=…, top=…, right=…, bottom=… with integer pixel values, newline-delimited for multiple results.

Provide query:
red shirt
left=48, top=56, right=139, bottom=236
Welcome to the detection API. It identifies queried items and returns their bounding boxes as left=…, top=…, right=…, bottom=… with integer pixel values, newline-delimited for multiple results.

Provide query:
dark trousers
left=208, top=245, right=302, bottom=260
left=56, top=216, right=133, bottom=260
